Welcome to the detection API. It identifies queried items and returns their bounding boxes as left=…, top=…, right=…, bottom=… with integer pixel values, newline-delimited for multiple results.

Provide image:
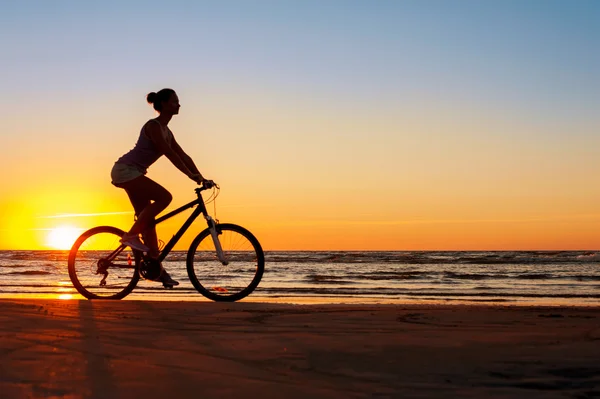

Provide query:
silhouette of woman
left=110, top=88, right=210, bottom=286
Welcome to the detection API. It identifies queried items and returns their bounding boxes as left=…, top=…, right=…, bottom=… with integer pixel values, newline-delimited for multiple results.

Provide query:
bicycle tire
left=68, top=226, right=140, bottom=300
left=186, top=223, right=264, bottom=302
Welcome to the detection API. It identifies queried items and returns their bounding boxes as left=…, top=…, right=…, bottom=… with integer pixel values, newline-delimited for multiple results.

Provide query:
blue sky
left=3, top=1, right=598, bottom=113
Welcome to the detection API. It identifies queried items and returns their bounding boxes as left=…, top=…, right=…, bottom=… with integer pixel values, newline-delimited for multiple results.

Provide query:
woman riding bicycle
left=110, top=88, right=210, bottom=286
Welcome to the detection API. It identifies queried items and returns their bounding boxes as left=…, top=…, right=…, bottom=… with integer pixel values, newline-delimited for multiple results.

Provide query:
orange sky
left=1, top=97, right=599, bottom=251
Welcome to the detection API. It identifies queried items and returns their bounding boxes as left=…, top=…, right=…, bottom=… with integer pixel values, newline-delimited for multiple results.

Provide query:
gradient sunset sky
left=1, top=0, right=599, bottom=250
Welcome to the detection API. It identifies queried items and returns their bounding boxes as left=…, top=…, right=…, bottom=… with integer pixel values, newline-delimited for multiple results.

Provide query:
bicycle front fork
left=205, top=215, right=229, bottom=265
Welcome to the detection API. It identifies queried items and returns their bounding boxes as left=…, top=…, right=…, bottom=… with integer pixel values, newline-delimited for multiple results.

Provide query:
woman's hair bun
left=146, top=92, right=157, bottom=104
left=146, top=88, right=175, bottom=111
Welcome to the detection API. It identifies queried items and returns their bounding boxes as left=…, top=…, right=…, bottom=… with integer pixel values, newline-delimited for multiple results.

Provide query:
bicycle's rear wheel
left=187, top=223, right=264, bottom=302
left=68, top=226, right=140, bottom=299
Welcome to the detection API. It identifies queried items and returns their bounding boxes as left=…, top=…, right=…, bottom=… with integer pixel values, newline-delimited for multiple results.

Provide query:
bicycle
left=68, top=182, right=264, bottom=302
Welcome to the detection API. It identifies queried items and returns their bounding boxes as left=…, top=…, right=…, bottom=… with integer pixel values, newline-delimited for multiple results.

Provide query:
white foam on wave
left=576, top=252, right=600, bottom=261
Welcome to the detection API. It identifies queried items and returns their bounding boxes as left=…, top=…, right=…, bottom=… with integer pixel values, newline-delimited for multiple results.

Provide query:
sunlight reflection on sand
left=0, top=292, right=597, bottom=307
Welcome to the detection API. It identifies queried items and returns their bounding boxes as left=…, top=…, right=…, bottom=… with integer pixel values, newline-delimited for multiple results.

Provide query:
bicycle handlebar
left=203, top=180, right=218, bottom=190
left=196, top=180, right=219, bottom=192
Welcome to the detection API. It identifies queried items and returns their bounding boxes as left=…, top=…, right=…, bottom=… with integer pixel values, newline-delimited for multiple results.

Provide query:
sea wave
left=264, top=251, right=600, bottom=265
left=0, top=250, right=599, bottom=304
left=1, top=250, right=599, bottom=265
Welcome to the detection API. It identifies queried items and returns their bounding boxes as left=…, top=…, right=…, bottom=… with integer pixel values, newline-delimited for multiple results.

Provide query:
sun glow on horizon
left=46, top=226, right=83, bottom=250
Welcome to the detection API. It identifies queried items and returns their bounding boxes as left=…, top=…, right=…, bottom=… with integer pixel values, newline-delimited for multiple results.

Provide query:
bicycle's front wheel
left=187, top=223, right=264, bottom=302
left=68, top=226, right=140, bottom=299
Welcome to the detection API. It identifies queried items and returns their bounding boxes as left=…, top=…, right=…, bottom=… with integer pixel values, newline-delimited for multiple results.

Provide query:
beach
left=1, top=299, right=599, bottom=398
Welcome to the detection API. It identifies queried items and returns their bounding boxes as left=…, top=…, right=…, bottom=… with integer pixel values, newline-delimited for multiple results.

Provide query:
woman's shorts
left=111, top=163, right=145, bottom=187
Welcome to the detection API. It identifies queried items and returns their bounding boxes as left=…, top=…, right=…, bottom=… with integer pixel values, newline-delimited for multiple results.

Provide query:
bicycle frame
left=106, top=187, right=225, bottom=266
left=153, top=187, right=225, bottom=263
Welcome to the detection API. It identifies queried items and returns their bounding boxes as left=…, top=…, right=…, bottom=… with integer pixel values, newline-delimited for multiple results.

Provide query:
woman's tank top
left=116, top=119, right=173, bottom=172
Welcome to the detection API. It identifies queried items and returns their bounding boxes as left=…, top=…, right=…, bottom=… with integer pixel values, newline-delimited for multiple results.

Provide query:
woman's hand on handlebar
left=190, top=173, right=215, bottom=188
left=202, top=179, right=216, bottom=189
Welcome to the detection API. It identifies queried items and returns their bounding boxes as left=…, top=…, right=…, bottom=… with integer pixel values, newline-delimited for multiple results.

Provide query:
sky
left=0, top=0, right=599, bottom=250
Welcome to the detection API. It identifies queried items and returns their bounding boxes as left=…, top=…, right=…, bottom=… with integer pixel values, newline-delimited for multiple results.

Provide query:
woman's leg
left=123, top=190, right=161, bottom=257
left=120, top=176, right=172, bottom=257
left=141, top=227, right=160, bottom=258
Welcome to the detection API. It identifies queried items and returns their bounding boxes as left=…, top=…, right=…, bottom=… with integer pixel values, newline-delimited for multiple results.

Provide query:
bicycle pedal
left=163, top=283, right=174, bottom=289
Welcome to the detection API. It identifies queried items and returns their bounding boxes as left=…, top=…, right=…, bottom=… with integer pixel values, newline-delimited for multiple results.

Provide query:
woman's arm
left=170, top=137, right=202, bottom=177
left=145, top=122, right=196, bottom=180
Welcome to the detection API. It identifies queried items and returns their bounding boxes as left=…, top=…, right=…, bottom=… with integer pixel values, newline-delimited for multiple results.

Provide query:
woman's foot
left=159, top=269, right=179, bottom=286
left=120, top=234, right=150, bottom=252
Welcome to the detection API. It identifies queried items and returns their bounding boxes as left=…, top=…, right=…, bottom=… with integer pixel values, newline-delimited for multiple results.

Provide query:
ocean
left=1, top=250, right=599, bottom=305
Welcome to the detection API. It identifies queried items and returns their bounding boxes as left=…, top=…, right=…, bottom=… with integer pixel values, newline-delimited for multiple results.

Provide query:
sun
left=46, top=226, right=82, bottom=250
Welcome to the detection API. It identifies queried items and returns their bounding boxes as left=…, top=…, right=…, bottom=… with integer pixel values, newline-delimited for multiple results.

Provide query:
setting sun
left=46, top=226, right=82, bottom=250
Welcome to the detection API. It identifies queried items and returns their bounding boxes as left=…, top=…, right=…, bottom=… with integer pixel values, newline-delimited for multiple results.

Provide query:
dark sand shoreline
left=1, top=299, right=599, bottom=398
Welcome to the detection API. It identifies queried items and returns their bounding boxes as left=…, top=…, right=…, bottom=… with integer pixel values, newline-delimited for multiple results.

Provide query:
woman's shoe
left=120, top=234, right=150, bottom=252
left=159, top=269, right=180, bottom=286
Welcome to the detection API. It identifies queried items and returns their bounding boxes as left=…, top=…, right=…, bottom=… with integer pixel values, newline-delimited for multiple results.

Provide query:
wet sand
left=0, top=299, right=599, bottom=398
